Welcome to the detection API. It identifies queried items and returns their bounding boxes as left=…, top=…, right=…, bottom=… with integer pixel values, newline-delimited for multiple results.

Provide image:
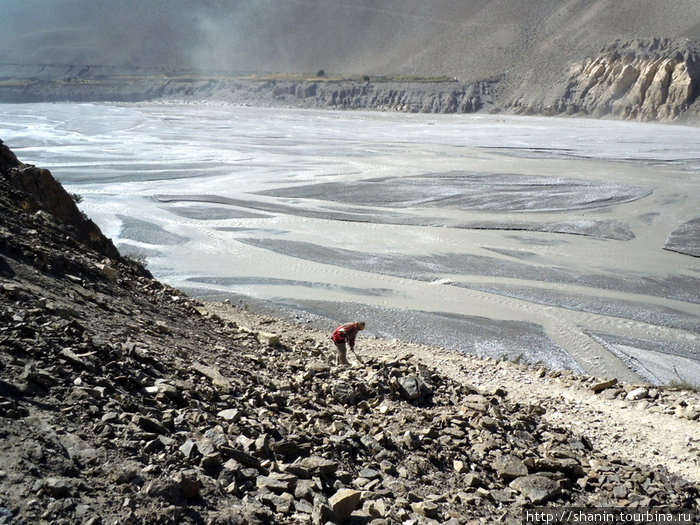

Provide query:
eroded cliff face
left=0, top=68, right=497, bottom=115
left=2, top=39, right=699, bottom=122
left=262, top=79, right=497, bottom=113
left=514, top=39, right=700, bottom=121
left=569, top=40, right=698, bottom=120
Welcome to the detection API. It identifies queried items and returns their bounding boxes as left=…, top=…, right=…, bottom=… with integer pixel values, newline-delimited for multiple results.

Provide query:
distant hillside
left=1, top=1, right=699, bottom=121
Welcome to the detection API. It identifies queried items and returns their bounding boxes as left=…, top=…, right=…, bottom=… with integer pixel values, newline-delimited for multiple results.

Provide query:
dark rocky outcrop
left=1, top=143, right=698, bottom=523
left=0, top=139, right=20, bottom=170
left=0, top=139, right=122, bottom=262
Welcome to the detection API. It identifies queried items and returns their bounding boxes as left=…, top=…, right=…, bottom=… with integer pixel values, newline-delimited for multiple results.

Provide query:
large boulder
left=329, top=489, right=362, bottom=522
left=510, top=474, right=561, bottom=504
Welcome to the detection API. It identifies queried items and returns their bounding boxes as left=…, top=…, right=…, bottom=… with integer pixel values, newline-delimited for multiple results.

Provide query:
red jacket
left=332, top=323, right=360, bottom=346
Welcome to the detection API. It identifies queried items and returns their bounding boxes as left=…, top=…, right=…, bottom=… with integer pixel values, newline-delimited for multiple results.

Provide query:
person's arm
left=348, top=329, right=357, bottom=348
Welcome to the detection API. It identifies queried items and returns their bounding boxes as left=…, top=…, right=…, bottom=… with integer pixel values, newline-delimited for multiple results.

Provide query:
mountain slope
left=1, top=1, right=700, bottom=121
left=2, top=1, right=699, bottom=80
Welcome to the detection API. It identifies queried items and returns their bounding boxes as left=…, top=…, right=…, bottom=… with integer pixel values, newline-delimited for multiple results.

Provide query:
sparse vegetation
left=122, top=252, right=148, bottom=270
left=69, top=192, right=83, bottom=203
left=667, top=380, right=700, bottom=392
left=668, top=366, right=700, bottom=392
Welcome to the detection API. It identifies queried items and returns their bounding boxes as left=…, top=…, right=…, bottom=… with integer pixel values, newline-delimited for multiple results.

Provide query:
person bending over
left=331, top=321, right=365, bottom=365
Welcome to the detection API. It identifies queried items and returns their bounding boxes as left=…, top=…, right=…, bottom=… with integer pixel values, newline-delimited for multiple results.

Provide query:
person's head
left=355, top=321, right=366, bottom=330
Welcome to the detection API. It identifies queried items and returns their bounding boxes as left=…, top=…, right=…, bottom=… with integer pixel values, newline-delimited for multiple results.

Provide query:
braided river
left=2, top=103, right=698, bottom=384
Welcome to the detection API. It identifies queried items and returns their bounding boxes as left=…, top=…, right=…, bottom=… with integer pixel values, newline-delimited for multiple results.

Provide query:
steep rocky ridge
left=1, top=149, right=699, bottom=523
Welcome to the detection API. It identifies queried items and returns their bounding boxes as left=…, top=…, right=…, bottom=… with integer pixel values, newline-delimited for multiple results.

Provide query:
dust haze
left=3, top=0, right=700, bottom=81
left=0, top=0, right=430, bottom=74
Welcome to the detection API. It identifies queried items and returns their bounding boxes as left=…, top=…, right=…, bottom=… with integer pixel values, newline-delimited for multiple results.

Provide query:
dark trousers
left=333, top=341, right=348, bottom=365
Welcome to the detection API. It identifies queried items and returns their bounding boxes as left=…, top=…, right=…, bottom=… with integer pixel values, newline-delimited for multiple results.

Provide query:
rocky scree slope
left=0, top=141, right=698, bottom=524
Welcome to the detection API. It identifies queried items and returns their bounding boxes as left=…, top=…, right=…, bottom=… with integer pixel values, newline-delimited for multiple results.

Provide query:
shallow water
left=2, top=102, right=699, bottom=384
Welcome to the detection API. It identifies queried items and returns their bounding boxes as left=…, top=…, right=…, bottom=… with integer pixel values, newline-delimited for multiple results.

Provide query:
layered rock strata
left=511, top=39, right=700, bottom=121
left=1, top=38, right=699, bottom=122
